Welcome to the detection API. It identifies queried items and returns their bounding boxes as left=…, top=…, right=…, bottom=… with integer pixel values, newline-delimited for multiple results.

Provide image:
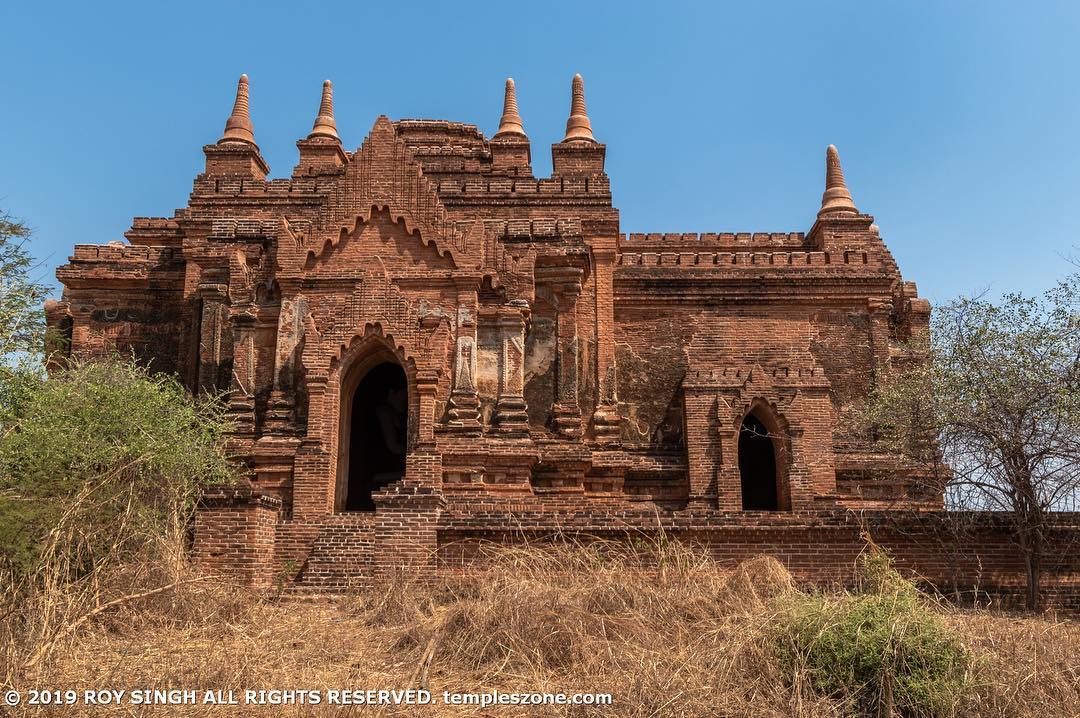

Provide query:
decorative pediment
left=280, top=116, right=485, bottom=279
left=684, top=364, right=830, bottom=391
left=301, top=205, right=457, bottom=273
left=684, top=363, right=829, bottom=429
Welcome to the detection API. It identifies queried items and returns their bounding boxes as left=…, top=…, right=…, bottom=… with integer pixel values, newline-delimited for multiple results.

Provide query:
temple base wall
left=438, top=511, right=1080, bottom=611
left=193, top=495, right=1080, bottom=610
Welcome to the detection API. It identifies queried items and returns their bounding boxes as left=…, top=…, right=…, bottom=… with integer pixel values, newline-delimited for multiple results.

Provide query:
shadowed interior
left=739, top=413, right=779, bottom=511
left=346, top=361, right=408, bottom=511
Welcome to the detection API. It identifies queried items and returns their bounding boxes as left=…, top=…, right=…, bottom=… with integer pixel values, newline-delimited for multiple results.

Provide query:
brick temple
left=47, top=75, right=1078, bottom=603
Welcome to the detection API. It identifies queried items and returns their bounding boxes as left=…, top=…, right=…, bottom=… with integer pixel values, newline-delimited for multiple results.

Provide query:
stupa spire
left=817, top=144, right=858, bottom=218
left=308, top=79, right=339, bottom=140
left=220, top=74, right=255, bottom=145
left=494, top=78, right=526, bottom=139
left=561, top=73, right=595, bottom=143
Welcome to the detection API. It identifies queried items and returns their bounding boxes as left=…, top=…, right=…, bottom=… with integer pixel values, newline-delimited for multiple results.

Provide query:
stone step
left=291, top=513, right=375, bottom=591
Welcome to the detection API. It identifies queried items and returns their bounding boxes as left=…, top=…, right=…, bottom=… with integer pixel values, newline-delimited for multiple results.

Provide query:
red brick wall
left=192, top=486, right=280, bottom=588
left=437, top=509, right=1080, bottom=611
left=192, top=484, right=1079, bottom=610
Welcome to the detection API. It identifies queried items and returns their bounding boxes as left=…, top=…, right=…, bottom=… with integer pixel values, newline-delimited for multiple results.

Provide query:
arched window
left=738, top=411, right=785, bottom=510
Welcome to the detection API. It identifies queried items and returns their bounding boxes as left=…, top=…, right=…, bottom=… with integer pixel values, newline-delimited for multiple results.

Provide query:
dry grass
left=2, top=541, right=1078, bottom=717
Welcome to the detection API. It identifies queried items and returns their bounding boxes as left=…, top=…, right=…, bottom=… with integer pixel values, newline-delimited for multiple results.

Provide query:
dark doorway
left=346, top=361, right=408, bottom=511
left=739, top=413, right=779, bottom=510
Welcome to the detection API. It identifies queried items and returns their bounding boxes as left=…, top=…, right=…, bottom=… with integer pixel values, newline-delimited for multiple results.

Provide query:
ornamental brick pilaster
left=415, top=368, right=441, bottom=448
left=225, top=305, right=258, bottom=438
left=264, top=296, right=309, bottom=435
left=492, top=301, right=531, bottom=436
left=589, top=247, right=620, bottom=444
left=541, top=267, right=585, bottom=439
left=445, top=279, right=482, bottom=433
left=196, top=283, right=230, bottom=395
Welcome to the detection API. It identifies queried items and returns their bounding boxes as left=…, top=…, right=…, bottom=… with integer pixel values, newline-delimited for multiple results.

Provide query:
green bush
left=0, top=359, right=235, bottom=576
left=0, top=211, right=50, bottom=428
left=774, top=550, right=972, bottom=717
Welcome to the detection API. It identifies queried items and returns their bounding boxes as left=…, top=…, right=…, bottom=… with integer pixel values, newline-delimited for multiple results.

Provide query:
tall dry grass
left=2, top=539, right=1078, bottom=717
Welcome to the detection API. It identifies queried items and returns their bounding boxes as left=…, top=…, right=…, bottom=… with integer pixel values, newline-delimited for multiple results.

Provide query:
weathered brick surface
left=290, top=513, right=375, bottom=592
left=51, top=76, right=1076, bottom=602
left=438, top=509, right=1080, bottom=610
left=192, top=485, right=280, bottom=589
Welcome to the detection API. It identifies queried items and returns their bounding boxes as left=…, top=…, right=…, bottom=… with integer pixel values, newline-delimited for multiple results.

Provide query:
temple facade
left=48, top=74, right=971, bottom=593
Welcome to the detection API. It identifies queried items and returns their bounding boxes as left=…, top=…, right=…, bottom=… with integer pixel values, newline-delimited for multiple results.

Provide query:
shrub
left=0, top=358, right=234, bottom=576
left=774, top=549, right=972, bottom=717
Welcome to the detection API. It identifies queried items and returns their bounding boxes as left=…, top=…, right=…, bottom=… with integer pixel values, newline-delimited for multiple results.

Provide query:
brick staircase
left=288, top=513, right=375, bottom=594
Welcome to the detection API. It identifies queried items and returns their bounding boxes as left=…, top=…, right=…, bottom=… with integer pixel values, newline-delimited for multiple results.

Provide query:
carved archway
left=333, top=333, right=417, bottom=511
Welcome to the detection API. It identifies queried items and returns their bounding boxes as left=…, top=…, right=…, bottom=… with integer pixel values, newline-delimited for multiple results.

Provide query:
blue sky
left=2, top=1, right=1078, bottom=304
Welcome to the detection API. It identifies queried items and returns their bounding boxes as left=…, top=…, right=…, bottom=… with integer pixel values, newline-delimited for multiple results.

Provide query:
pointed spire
left=220, top=74, right=255, bottom=145
left=818, top=144, right=858, bottom=218
left=308, top=79, right=339, bottom=140
left=494, top=78, right=526, bottom=139
left=562, top=73, right=596, bottom=143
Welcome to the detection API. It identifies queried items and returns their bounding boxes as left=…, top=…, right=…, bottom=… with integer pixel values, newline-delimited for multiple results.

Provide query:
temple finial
left=818, top=144, right=858, bottom=218
left=308, top=79, right=339, bottom=140
left=561, top=73, right=595, bottom=143
left=494, top=78, right=526, bottom=139
left=220, top=74, right=255, bottom=145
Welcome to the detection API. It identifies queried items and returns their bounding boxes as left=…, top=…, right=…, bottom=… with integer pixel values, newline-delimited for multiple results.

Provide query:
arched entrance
left=339, top=359, right=408, bottom=511
left=738, top=412, right=786, bottom=511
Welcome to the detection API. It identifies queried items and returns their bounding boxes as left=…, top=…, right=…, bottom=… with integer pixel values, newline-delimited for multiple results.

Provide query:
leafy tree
left=854, top=275, right=1080, bottom=610
left=0, top=211, right=50, bottom=424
